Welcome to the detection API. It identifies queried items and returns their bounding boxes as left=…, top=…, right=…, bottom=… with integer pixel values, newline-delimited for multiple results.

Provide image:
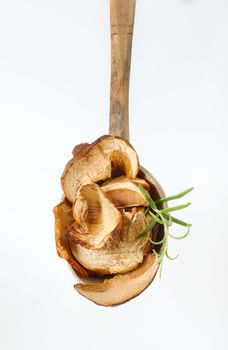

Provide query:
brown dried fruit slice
left=70, top=208, right=151, bottom=274
left=53, top=200, right=91, bottom=278
left=61, top=135, right=139, bottom=203
left=65, top=183, right=121, bottom=249
left=74, top=253, right=159, bottom=306
left=101, top=176, right=149, bottom=208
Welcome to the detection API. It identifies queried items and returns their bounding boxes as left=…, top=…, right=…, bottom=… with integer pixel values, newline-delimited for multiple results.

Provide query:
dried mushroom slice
left=61, top=135, right=139, bottom=203
left=53, top=200, right=91, bottom=278
left=102, top=175, right=150, bottom=191
left=65, top=184, right=122, bottom=249
left=101, top=176, right=149, bottom=208
left=70, top=209, right=151, bottom=274
left=74, top=253, right=159, bottom=307
left=132, top=178, right=150, bottom=191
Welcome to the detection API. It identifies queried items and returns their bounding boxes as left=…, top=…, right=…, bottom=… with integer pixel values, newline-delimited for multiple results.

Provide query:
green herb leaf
left=152, top=249, right=160, bottom=259
left=160, top=202, right=191, bottom=214
left=138, top=185, right=193, bottom=277
left=138, top=185, right=157, bottom=210
left=148, top=210, right=164, bottom=224
left=155, top=187, right=194, bottom=204
left=144, top=207, right=150, bottom=216
left=165, top=250, right=179, bottom=260
left=165, top=213, right=173, bottom=226
left=138, top=218, right=157, bottom=238
left=148, top=235, right=166, bottom=245
left=159, top=260, right=164, bottom=278
left=168, top=225, right=190, bottom=240
left=163, top=214, right=191, bottom=227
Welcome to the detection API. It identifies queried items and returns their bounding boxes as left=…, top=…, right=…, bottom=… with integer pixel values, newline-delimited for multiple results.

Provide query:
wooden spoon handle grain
left=109, top=0, right=136, bottom=141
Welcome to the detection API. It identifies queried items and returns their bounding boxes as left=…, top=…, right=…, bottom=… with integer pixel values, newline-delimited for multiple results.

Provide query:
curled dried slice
left=53, top=200, right=91, bottom=278
left=65, top=184, right=121, bottom=249
left=74, top=253, right=159, bottom=306
left=70, top=209, right=151, bottom=274
left=101, top=176, right=149, bottom=208
left=61, top=135, right=139, bottom=203
left=102, top=175, right=150, bottom=191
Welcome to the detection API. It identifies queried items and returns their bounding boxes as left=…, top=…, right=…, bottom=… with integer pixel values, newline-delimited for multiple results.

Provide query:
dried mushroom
left=70, top=209, right=151, bottom=274
left=102, top=175, right=150, bottom=191
left=53, top=200, right=92, bottom=278
left=101, top=176, right=149, bottom=208
left=65, top=183, right=121, bottom=249
left=61, top=135, right=139, bottom=203
left=54, top=135, right=167, bottom=306
left=74, top=254, right=159, bottom=307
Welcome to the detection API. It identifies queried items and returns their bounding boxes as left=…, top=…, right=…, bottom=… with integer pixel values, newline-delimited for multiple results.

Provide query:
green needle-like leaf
left=153, top=249, right=163, bottom=265
left=138, top=185, right=157, bottom=210
left=168, top=225, right=190, bottom=240
left=138, top=184, right=193, bottom=277
left=165, top=214, right=173, bottom=226
left=144, top=207, right=150, bottom=216
left=148, top=235, right=166, bottom=245
left=148, top=211, right=164, bottom=224
left=159, top=260, right=163, bottom=278
left=152, top=249, right=160, bottom=259
left=138, top=218, right=157, bottom=238
left=163, top=214, right=191, bottom=227
left=155, top=187, right=194, bottom=204
left=165, top=250, right=179, bottom=260
left=160, top=202, right=191, bottom=214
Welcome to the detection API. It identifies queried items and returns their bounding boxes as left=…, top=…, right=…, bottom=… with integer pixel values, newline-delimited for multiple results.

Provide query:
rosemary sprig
left=138, top=185, right=193, bottom=277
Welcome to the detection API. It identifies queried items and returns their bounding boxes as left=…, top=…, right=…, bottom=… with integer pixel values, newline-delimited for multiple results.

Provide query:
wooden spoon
left=55, top=0, right=167, bottom=306
left=71, top=0, right=167, bottom=306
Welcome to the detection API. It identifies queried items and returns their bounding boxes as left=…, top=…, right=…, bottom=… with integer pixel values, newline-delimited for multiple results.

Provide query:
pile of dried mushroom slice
left=54, top=135, right=163, bottom=306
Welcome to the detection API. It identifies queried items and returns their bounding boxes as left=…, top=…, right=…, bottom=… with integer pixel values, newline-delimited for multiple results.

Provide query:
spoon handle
left=109, top=0, right=136, bottom=142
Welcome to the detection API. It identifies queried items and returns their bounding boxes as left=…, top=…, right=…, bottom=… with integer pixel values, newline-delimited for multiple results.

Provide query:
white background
left=0, top=0, right=227, bottom=349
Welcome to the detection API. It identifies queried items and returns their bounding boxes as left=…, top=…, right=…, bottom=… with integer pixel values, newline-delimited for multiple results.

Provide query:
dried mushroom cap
left=74, top=253, right=159, bottom=306
left=70, top=209, right=151, bottom=274
left=65, top=184, right=122, bottom=249
left=101, top=176, right=149, bottom=208
left=61, top=135, right=139, bottom=203
left=102, top=175, right=150, bottom=191
left=53, top=201, right=91, bottom=278
left=131, top=178, right=150, bottom=191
